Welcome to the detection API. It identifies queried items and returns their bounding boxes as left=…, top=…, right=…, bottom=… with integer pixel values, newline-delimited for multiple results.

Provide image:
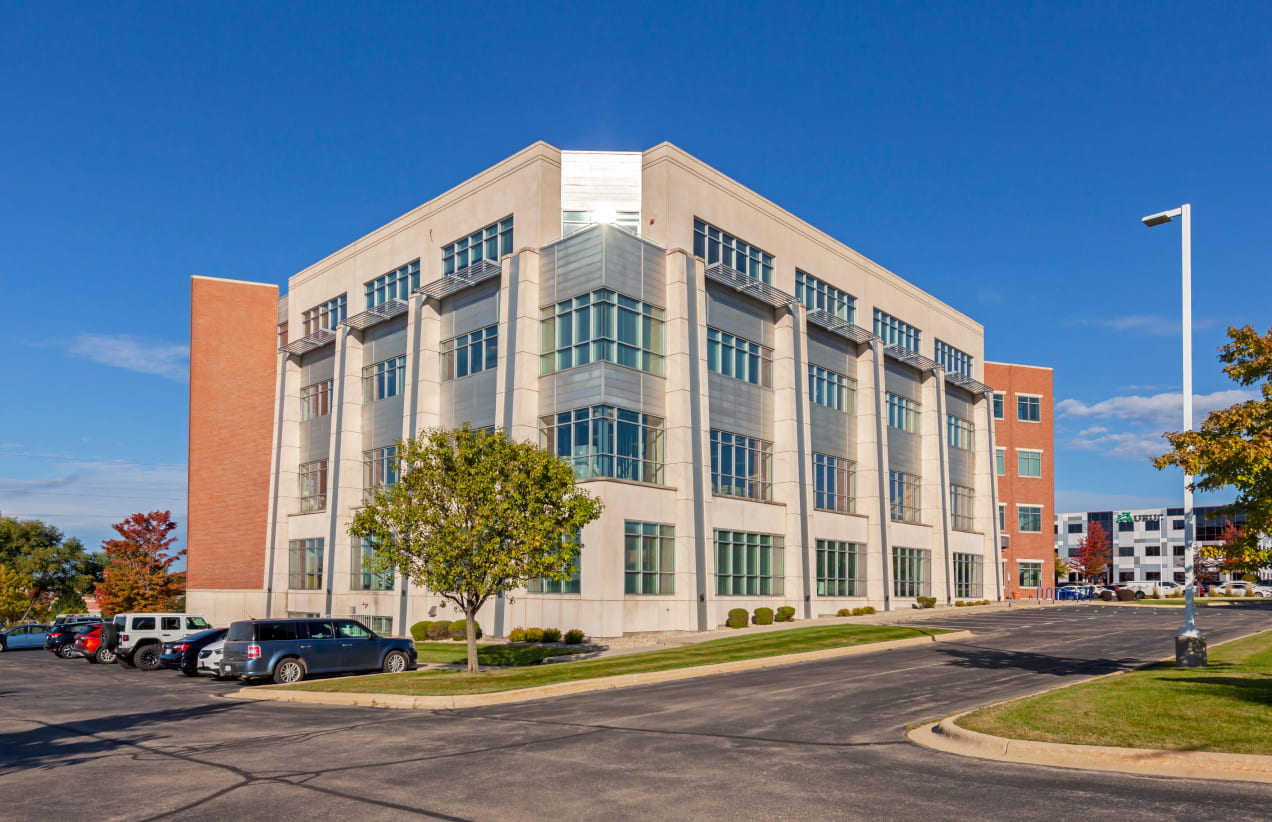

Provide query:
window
left=1172, top=519, right=1184, bottom=531
left=808, top=365, right=855, bottom=412
left=1119, top=546, right=1135, bottom=557
left=337, top=621, right=373, bottom=639
left=816, top=540, right=862, bottom=597
left=303, top=295, right=347, bottom=335
left=301, top=380, right=332, bottom=421
left=363, top=356, right=406, bottom=401
left=1145, top=544, right=1162, bottom=556
left=715, top=530, right=784, bottom=595
left=1017, top=450, right=1042, bottom=478
left=1067, top=522, right=1084, bottom=534
left=995, top=447, right=1005, bottom=476
left=541, top=406, right=665, bottom=484
left=947, top=415, right=974, bottom=451
left=161, top=617, right=180, bottom=631
left=1145, top=571, right=1161, bottom=582
left=1119, top=571, right=1134, bottom=582
left=131, top=617, right=155, bottom=630
left=1017, top=505, right=1042, bottom=533
left=873, top=310, right=920, bottom=353
left=442, top=324, right=498, bottom=380
left=953, top=553, right=983, bottom=598
left=288, top=539, right=323, bottom=590
left=950, top=485, right=975, bottom=532
left=813, top=453, right=855, bottom=514
left=526, top=538, right=581, bottom=594
left=992, top=392, right=1004, bottom=419
left=1174, top=545, right=1186, bottom=556
left=693, top=219, right=773, bottom=284
left=363, top=446, right=398, bottom=501
left=710, top=430, right=773, bottom=501
left=365, top=260, right=420, bottom=309
left=886, top=393, right=921, bottom=433
left=707, top=328, right=772, bottom=387
left=624, top=521, right=674, bottom=595
left=366, top=616, right=392, bottom=635
left=934, top=340, right=972, bottom=377
left=186, top=617, right=210, bottom=630
left=892, top=547, right=931, bottom=598
left=443, top=216, right=513, bottom=275
left=998, top=504, right=1005, bottom=531
left=562, top=210, right=640, bottom=236
left=1018, top=560, right=1042, bottom=589
left=1145, top=519, right=1161, bottom=532
left=889, top=471, right=921, bottom=523
left=351, top=539, right=393, bottom=591
left=1118, top=520, right=1134, bottom=533
left=796, top=270, right=855, bottom=322
left=1017, top=395, right=1041, bottom=422
left=540, top=290, right=664, bottom=376
left=299, top=460, right=327, bottom=513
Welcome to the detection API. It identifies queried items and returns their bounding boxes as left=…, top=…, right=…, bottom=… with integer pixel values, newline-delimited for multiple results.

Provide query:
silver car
left=197, top=639, right=225, bottom=678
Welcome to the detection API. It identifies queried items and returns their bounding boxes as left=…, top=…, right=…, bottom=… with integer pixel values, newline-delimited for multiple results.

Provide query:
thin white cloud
left=69, top=334, right=189, bottom=382
left=1068, top=428, right=1169, bottom=461
left=1057, top=389, right=1257, bottom=429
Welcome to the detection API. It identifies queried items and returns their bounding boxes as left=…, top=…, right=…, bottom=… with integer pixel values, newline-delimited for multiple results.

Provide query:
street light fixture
left=1141, top=203, right=1206, bottom=666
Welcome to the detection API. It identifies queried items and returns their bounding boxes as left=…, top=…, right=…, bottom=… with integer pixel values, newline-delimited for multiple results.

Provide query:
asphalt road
left=3, top=604, right=1272, bottom=821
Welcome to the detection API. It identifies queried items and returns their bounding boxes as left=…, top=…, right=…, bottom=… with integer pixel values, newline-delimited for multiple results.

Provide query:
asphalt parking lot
left=3, top=604, right=1272, bottom=821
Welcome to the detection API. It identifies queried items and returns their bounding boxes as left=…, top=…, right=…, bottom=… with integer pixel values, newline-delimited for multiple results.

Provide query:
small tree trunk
left=465, top=609, right=479, bottom=673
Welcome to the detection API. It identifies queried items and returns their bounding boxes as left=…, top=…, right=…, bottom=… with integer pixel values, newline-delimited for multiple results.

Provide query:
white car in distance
left=197, top=640, right=225, bottom=678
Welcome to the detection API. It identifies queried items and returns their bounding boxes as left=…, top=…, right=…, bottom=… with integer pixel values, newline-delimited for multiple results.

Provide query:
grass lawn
left=958, top=630, right=1272, bottom=754
left=283, top=623, right=948, bottom=697
left=413, top=642, right=583, bottom=666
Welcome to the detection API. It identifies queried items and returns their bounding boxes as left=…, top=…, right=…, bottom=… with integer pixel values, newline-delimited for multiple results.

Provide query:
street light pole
left=1142, top=203, right=1206, bottom=666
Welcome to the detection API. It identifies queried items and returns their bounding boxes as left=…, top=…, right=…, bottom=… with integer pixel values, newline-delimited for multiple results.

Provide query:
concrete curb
left=907, top=628, right=1272, bottom=784
left=226, top=629, right=974, bottom=710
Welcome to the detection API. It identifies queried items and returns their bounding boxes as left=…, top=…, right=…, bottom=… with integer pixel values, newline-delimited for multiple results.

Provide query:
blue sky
left=1, top=2, right=1269, bottom=554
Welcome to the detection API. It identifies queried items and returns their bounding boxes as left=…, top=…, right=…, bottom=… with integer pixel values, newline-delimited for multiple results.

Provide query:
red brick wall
left=187, top=277, right=278, bottom=590
left=985, top=362, right=1055, bottom=597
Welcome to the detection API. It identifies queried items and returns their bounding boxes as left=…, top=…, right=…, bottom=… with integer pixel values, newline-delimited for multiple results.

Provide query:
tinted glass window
left=257, top=622, right=303, bottom=641
left=336, top=621, right=373, bottom=639
left=132, top=617, right=156, bottom=630
left=161, top=617, right=180, bottom=630
left=114, top=615, right=126, bottom=627
left=227, top=622, right=254, bottom=642
left=304, top=620, right=336, bottom=640
left=187, top=617, right=210, bottom=630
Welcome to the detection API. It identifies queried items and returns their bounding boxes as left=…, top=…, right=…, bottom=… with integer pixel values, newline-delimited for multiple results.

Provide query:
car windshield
left=113, top=615, right=126, bottom=627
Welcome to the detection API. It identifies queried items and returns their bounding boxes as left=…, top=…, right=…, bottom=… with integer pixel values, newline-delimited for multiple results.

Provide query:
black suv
left=221, top=618, right=416, bottom=684
left=44, top=620, right=100, bottom=659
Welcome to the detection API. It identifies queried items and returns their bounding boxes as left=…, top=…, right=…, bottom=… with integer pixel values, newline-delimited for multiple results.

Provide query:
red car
left=72, top=624, right=116, bottom=664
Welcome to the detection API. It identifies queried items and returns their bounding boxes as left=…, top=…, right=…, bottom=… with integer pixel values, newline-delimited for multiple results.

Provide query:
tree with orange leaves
left=96, top=511, right=186, bottom=614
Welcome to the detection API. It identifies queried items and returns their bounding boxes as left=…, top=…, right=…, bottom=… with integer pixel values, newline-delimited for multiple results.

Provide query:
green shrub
left=425, top=621, right=450, bottom=640
left=955, top=601, right=965, bottom=607
left=563, top=629, right=585, bottom=644
left=1243, top=573, right=1259, bottom=583
left=542, top=627, right=563, bottom=643
left=410, top=621, right=433, bottom=641
left=916, top=597, right=936, bottom=609
left=525, top=628, right=545, bottom=642
left=726, top=608, right=748, bottom=629
left=753, top=607, right=774, bottom=625
left=508, top=627, right=527, bottom=642
left=851, top=607, right=865, bottom=616
left=837, top=608, right=852, bottom=617
left=862, top=606, right=876, bottom=615
left=775, top=606, right=796, bottom=622
left=448, top=619, right=482, bottom=641
left=1246, top=588, right=1256, bottom=598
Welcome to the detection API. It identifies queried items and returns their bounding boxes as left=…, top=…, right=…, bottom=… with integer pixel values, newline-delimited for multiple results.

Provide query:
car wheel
left=382, top=650, right=408, bottom=673
left=59, top=644, right=76, bottom=659
left=1135, top=591, right=1145, bottom=600
left=98, top=623, right=119, bottom=650
left=134, top=644, right=162, bottom=671
left=0, top=640, right=6, bottom=652
left=273, top=658, right=305, bottom=685
left=95, top=647, right=116, bottom=664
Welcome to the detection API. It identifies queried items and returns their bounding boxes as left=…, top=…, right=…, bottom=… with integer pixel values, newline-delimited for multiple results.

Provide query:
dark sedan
left=159, top=628, right=228, bottom=676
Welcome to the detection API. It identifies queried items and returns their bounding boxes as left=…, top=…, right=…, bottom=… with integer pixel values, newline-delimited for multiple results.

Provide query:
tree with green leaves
left=1053, top=553, right=1071, bottom=583
left=0, top=564, right=33, bottom=625
left=349, top=426, right=603, bottom=673
left=96, top=511, right=186, bottom=614
left=1155, top=325, right=1272, bottom=569
left=0, top=512, right=104, bottom=621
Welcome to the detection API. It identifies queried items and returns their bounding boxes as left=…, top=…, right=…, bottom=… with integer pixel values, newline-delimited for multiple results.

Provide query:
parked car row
left=4, top=612, right=418, bottom=685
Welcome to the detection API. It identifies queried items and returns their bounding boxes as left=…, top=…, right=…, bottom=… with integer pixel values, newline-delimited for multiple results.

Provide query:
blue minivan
left=220, top=618, right=416, bottom=684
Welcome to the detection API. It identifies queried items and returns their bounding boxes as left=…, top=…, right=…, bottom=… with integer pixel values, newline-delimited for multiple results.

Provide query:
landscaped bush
left=410, top=621, right=433, bottom=641
left=563, top=629, right=585, bottom=644
left=862, top=606, right=876, bottom=615
left=775, top=606, right=796, bottom=622
left=1117, top=588, right=1137, bottom=602
left=425, top=621, right=450, bottom=640
left=508, top=627, right=528, bottom=642
left=753, top=607, right=774, bottom=625
left=853, top=607, right=865, bottom=616
left=916, top=597, right=936, bottom=609
left=525, top=628, right=545, bottom=642
left=726, top=608, right=749, bottom=629
left=1246, top=588, right=1256, bottom=597
left=542, top=628, right=562, bottom=643
left=449, top=619, right=482, bottom=641
left=955, top=601, right=966, bottom=607
left=1243, top=573, right=1259, bottom=583
left=837, top=608, right=852, bottom=617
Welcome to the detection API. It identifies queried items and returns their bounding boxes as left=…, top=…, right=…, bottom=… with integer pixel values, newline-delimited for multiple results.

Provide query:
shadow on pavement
left=932, top=644, right=1142, bottom=677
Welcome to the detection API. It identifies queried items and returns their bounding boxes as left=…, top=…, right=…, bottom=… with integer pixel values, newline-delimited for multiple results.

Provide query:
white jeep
left=106, top=613, right=212, bottom=671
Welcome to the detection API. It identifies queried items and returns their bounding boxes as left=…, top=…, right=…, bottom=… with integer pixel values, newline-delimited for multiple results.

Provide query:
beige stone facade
left=188, top=142, right=1004, bottom=636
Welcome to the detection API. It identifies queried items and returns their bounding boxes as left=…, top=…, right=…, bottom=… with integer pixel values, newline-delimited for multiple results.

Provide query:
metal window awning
left=342, top=299, right=408, bottom=331
left=805, top=309, right=877, bottom=344
left=414, top=258, right=503, bottom=301
left=279, top=329, right=336, bottom=355
left=944, top=370, right=992, bottom=395
left=703, top=262, right=797, bottom=308
left=883, top=345, right=940, bottom=372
